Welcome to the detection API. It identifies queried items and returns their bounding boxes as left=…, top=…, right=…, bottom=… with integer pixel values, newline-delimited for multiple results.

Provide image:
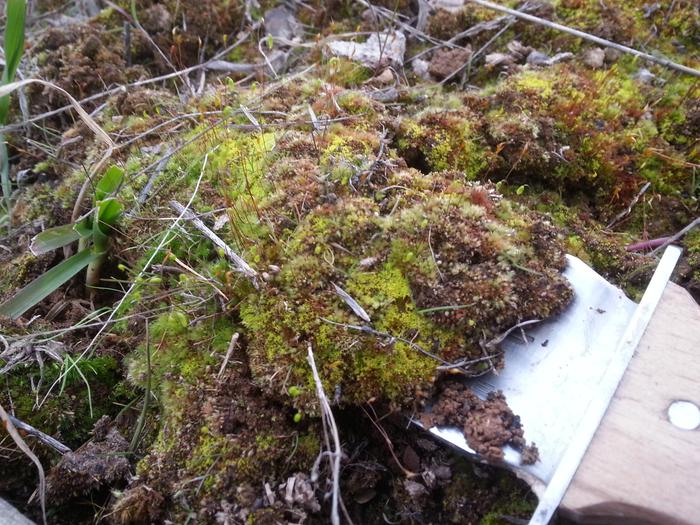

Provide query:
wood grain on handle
left=561, top=282, right=700, bottom=524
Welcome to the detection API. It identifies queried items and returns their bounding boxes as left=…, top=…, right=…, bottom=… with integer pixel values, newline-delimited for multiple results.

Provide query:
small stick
left=650, top=217, right=700, bottom=255
left=606, top=182, right=651, bottom=229
left=465, top=0, right=700, bottom=77
left=169, top=201, right=259, bottom=284
left=7, top=415, right=71, bottom=455
left=626, top=236, right=670, bottom=252
left=217, top=332, right=239, bottom=379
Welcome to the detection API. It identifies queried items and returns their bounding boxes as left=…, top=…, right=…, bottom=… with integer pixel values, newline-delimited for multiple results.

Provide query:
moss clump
left=397, top=109, right=490, bottom=177
left=240, top=164, right=572, bottom=412
left=0, top=353, right=128, bottom=489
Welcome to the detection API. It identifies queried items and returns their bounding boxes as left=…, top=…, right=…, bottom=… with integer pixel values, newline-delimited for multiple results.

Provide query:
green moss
left=322, top=57, right=373, bottom=87
left=2, top=356, right=126, bottom=448
left=397, top=110, right=488, bottom=177
left=240, top=167, right=572, bottom=412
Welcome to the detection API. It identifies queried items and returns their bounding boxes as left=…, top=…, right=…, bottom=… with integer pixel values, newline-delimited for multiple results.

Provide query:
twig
left=0, top=403, right=46, bottom=525
left=217, top=332, right=240, bottom=379
left=360, top=404, right=414, bottom=477
left=169, top=201, right=259, bottom=284
left=6, top=415, right=71, bottom=455
left=307, top=344, right=341, bottom=525
left=626, top=236, right=670, bottom=252
left=465, top=0, right=700, bottom=77
left=606, top=182, right=651, bottom=229
left=483, top=319, right=541, bottom=349
left=650, top=217, right=700, bottom=255
left=321, top=317, right=456, bottom=368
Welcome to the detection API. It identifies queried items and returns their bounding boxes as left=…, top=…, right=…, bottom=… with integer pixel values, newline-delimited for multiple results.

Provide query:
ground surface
left=0, top=0, right=698, bottom=524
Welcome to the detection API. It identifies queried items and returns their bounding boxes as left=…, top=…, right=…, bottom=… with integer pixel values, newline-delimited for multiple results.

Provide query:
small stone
left=402, top=445, right=421, bottom=472
left=370, top=68, right=395, bottom=86
left=264, top=6, right=301, bottom=42
left=582, top=47, right=606, bottom=69
left=433, top=464, right=452, bottom=480
left=526, top=50, right=550, bottom=66
left=403, top=480, right=429, bottom=503
left=412, top=58, right=431, bottom=80
left=428, top=47, right=472, bottom=81
left=604, top=47, right=622, bottom=63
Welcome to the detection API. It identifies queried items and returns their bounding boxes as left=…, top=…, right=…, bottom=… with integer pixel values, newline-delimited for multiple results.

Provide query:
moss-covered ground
left=0, top=0, right=698, bottom=523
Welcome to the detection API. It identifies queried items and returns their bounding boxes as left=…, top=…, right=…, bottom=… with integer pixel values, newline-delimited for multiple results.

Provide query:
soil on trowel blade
left=422, top=381, right=539, bottom=465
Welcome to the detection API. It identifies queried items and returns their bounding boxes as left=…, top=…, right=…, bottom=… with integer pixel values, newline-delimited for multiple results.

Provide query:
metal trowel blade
left=427, top=247, right=681, bottom=511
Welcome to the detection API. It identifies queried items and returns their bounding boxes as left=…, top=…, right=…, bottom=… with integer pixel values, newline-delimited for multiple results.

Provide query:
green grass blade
left=0, top=249, right=99, bottom=319
left=0, top=0, right=27, bottom=123
left=0, top=138, right=10, bottom=217
left=30, top=224, right=85, bottom=255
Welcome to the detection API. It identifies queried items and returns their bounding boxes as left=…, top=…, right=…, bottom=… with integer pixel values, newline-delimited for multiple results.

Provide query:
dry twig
left=650, top=217, right=700, bottom=256
left=307, top=344, right=342, bottom=525
left=169, top=201, right=259, bottom=284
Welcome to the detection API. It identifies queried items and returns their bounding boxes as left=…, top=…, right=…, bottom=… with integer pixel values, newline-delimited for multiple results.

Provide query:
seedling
left=0, top=166, right=124, bottom=319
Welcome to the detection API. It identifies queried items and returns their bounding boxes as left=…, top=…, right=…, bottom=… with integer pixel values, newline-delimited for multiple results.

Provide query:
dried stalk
left=650, top=217, right=700, bottom=255
left=169, top=201, right=259, bottom=284
left=307, top=344, right=342, bottom=525
left=0, top=403, right=46, bottom=525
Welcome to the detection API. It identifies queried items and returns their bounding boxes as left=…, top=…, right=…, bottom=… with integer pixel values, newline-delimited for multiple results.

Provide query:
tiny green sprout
left=223, top=104, right=235, bottom=117
left=117, top=263, right=128, bottom=272
left=266, top=34, right=274, bottom=50
left=516, top=184, right=528, bottom=195
left=179, top=273, right=190, bottom=283
left=148, top=276, right=162, bottom=284
left=217, top=247, right=226, bottom=258
left=288, top=386, right=302, bottom=397
left=293, top=412, right=303, bottom=423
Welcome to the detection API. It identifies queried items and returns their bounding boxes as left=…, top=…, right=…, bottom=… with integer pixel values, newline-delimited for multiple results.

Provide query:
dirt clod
left=423, top=382, right=539, bottom=464
left=46, top=416, right=130, bottom=504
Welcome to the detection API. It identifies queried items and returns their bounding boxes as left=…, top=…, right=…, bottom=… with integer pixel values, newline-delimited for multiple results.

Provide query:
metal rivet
left=667, top=400, right=700, bottom=430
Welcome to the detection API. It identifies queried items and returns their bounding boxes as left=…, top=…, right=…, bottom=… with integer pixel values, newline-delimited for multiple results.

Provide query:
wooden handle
left=561, top=282, right=700, bottom=524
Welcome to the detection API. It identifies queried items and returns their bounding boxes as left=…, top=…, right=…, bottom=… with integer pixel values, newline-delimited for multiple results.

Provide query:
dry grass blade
left=307, top=343, right=342, bottom=525
left=332, top=282, right=371, bottom=323
left=0, top=403, right=46, bottom=525
left=0, top=79, right=113, bottom=147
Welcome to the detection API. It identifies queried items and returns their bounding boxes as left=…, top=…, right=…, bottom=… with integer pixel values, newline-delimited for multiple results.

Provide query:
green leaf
left=74, top=218, right=93, bottom=238
left=0, top=249, right=99, bottom=319
left=96, top=198, right=123, bottom=226
left=29, top=224, right=85, bottom=255
left=0, top=0, right=27, bottom=124
left=94, top=165, right=124, bottom=201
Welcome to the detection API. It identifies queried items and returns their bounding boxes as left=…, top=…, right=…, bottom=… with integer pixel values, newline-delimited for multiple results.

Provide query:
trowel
left=426, top=245, right=700, bottom=524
